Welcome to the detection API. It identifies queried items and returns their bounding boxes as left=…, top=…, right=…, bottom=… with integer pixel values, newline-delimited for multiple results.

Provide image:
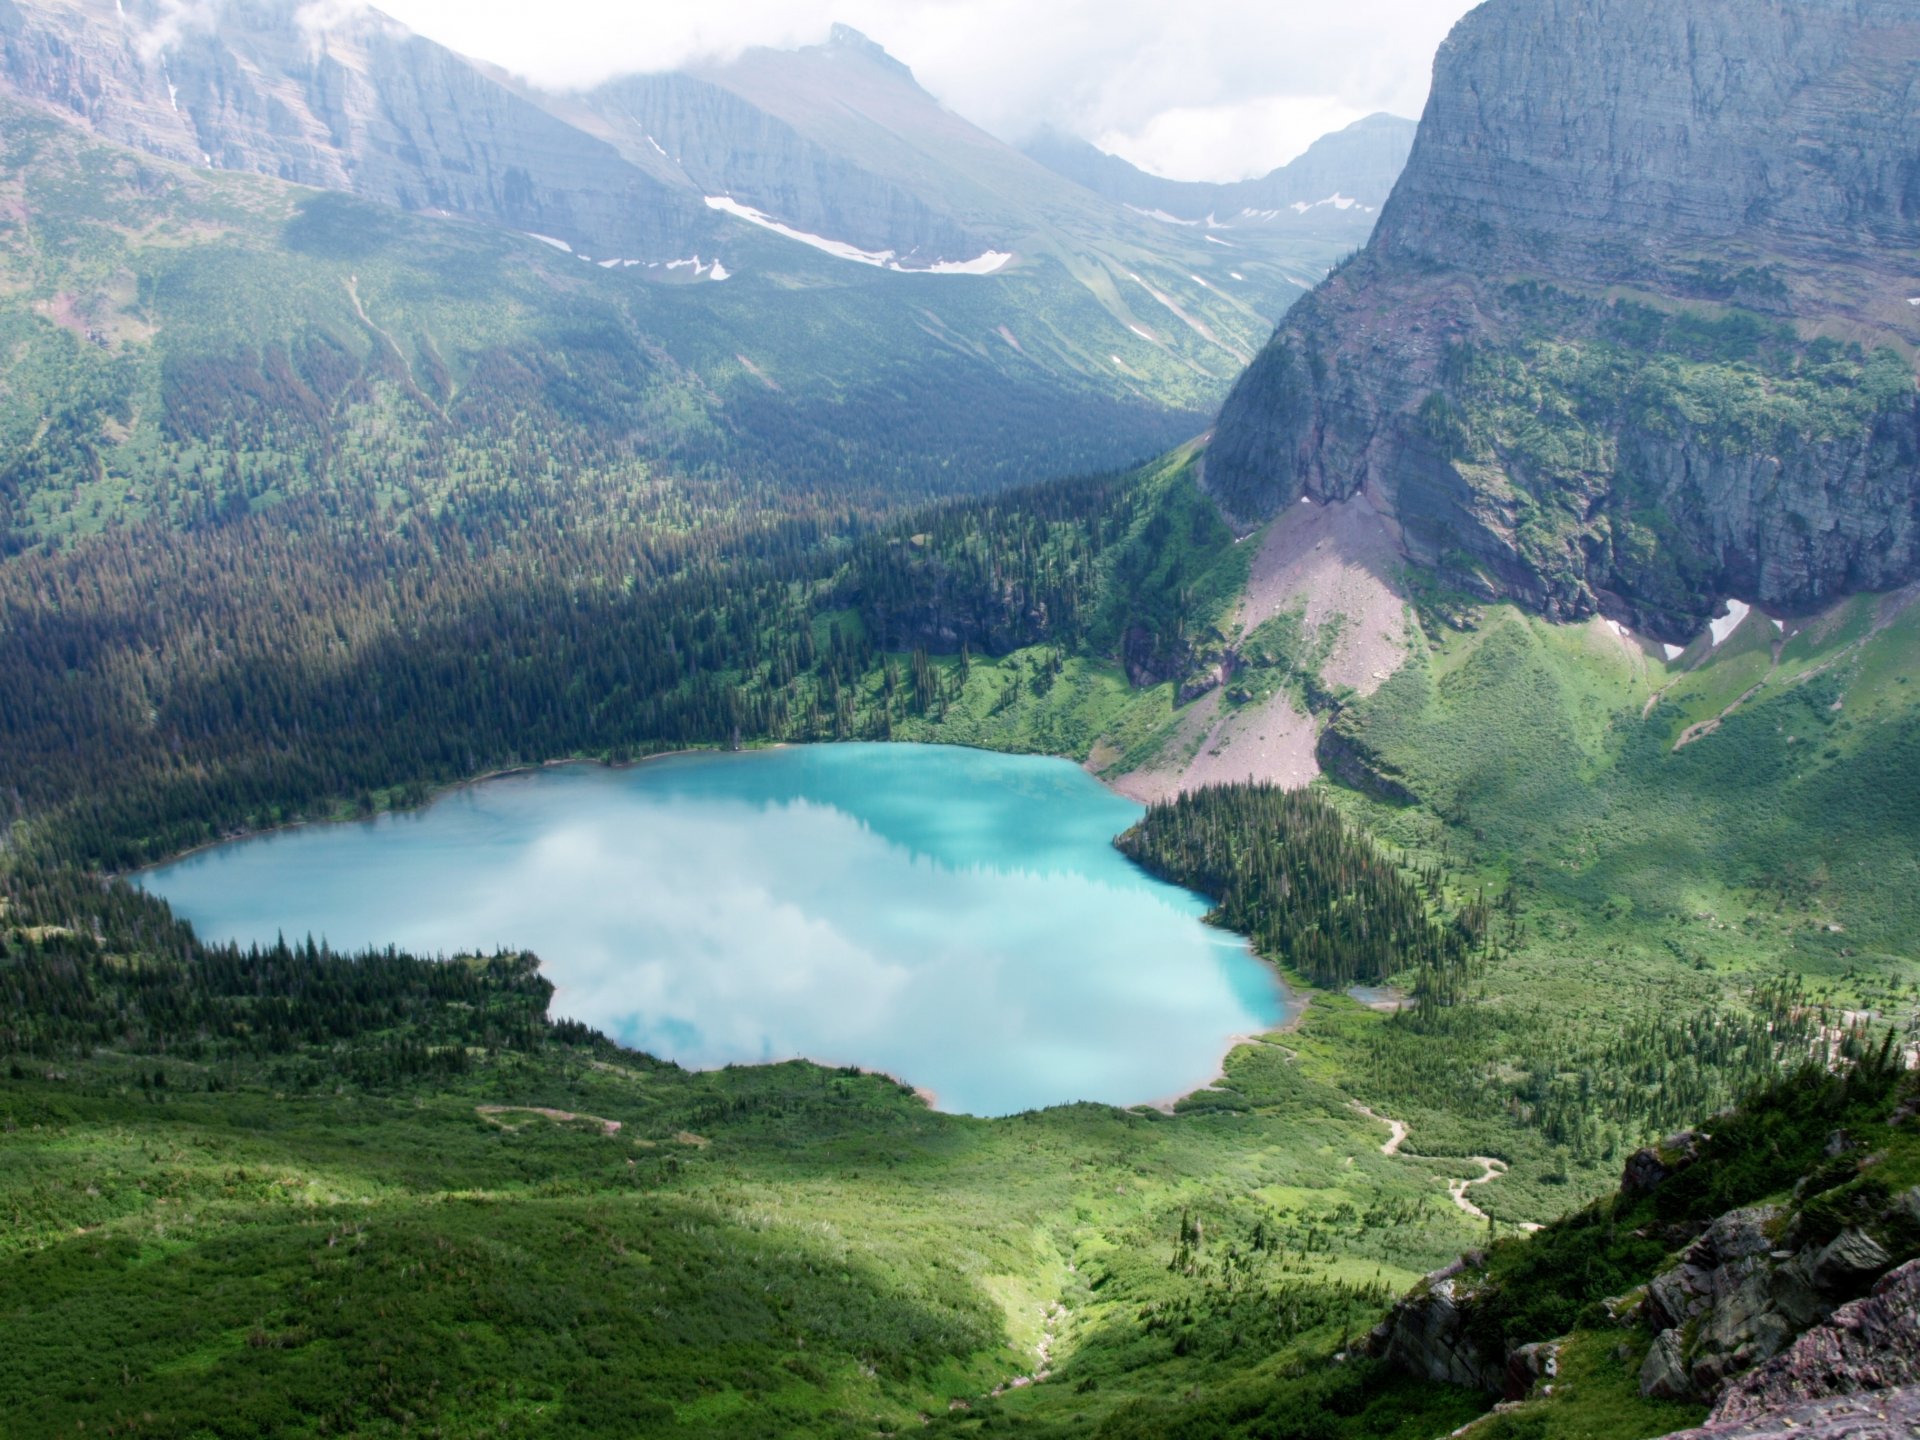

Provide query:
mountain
left=0, top=0, right=713, bottom=256
left=1022, top=112, right=1416, bottom=229
left=0, top=1, right=1420, bottom=546
left=1206, top=0, right=1920, bottom=639
left=0, top=0, right=1400, bottom=417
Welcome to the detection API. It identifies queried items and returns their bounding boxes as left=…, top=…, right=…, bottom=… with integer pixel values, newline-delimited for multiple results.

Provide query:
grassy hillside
left=5, top=113, right=1919, bottom=1434
left=1, top=873, right=1493, bottom=1439
left=0, top=98, right=1226, bottom=551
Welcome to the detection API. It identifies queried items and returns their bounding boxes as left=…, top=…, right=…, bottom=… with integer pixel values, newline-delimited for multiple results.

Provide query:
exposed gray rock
left=1363, top=1258, right=1504, bottom=1394
left=1712, top=1261, right=1920, bottom=1424
left=0, top=0, right=711, bottom=259
left=1622, top=1131, right=1706, bottom=1202
left=1635, top=1197, right=1917, bottom=1405
left=1648, top=1261, right=1718, bottom=1332
left=1811, top=1230, right=1895, bottom=1298
left=1655, top=1385, right=1920, bottom=1440
left=1207, top=0, right=1920, bottom=634
left=1642, top=1329, right=1693, bottom=1402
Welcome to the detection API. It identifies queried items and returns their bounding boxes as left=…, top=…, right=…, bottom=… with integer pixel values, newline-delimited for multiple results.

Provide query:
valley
left=2, top=0, right=1918, bottom=1438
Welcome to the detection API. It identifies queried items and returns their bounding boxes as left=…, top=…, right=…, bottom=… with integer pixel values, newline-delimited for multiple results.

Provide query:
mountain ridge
left=1022, top=112, right=1415, bottom=225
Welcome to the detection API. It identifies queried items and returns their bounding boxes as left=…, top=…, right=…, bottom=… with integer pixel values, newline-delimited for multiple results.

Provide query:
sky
left=363, top=0, right=1482, bottom=183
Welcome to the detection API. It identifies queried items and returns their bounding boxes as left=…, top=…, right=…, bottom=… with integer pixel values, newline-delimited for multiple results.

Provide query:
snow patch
left=1606, top=619, right=1631, bottom=639
left=1128, top=324, right=1155, bottom=342
left=646, top=135, right=667, bottom=158
left=1204, top=234, right=1234, bottom=247
left=164, top=66, right=178, bottom=112
left=1230, top=271, right=1245, bottom=281
left=1125, top=204, right=1199, bottom=227
left=656, top=255, right=731, bottom=281
left=1708, top=599, right=1751, bottom=648
left=1663, top=643, right=1686, bottom=661
left=1189, top=274, right=1211, bottom=289
left=1908, top=297, right=1920, bottom=307
left=526, top=233, right=573, bottom=254
left=704, top=196, right=1007, bottom=274
left=1289, top=192, right=1372, bottom=215
left=921, top=251, right=1012, bottom=275
left=1771, top=617, right=1784, bottom=633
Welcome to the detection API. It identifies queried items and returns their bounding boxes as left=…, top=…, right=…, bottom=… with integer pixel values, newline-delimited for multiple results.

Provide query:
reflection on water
left=139, top=744, right=1290, bottom=1115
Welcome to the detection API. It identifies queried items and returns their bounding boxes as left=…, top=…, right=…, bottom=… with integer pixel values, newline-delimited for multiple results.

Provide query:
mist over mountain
left=1023, top=112, right=1415, bottom=228
left=0, top=0, right=1420, bottom=528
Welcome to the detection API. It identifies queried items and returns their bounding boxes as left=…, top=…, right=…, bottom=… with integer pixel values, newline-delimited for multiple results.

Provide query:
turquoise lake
left=137, top=743, right=1290, bottom=1115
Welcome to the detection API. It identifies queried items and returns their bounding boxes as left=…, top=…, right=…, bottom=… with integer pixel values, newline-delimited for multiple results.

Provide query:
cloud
left=132, top=0, right=223, bottom=61
left=368, top=0, right=1478, bottom=181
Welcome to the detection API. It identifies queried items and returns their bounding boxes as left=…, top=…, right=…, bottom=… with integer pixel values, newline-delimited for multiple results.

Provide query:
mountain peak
left=824, top=22, right=917, bottom=84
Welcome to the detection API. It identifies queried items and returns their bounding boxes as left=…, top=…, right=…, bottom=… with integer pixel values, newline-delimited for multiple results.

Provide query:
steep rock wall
left=1208, top=0, right=1920, bottom=637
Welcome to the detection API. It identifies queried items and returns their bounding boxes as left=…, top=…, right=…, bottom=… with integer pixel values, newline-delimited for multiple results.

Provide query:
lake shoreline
left=132, top=738, right=1300, bottom=1122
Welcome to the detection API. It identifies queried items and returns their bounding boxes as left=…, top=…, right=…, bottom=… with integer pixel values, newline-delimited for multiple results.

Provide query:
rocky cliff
left=1207, top=0, right=1920, bottom=638
left=0, top=0, right=711, bottom=258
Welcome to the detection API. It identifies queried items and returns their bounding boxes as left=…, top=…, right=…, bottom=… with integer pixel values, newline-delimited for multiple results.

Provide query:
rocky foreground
left=1363, top=1050, right=1920, bottom=1438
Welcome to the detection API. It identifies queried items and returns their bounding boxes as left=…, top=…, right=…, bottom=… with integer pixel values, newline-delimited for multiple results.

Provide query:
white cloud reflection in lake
left=140, top=745, right=1290, bottom=1115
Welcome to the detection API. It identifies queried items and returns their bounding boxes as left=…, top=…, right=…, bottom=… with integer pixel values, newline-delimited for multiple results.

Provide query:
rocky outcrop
left=1709, top=1260, right=1920, bottom=1424
left=1657, top=1386, right=1920, bottom=1440
left=1364, top=1253, right=1508, bottom=1395
left=1635, top=1190, right=1917, bottom=1406
left=1207, top=0, right=1920, bottom=638
left=1622, top=1131, right=1706, bottom=1202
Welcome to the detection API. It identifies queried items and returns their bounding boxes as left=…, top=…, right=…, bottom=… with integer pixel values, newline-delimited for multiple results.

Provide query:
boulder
left=1622, top=1131, right=1706, bottom=1202
left=1710, top=1260, right=1920, bottom=1425
left=1654, top=1385, right=1920, bottom=1440
left=1810, top=1230, right=1894, bottom=1299
left=1647, top=1262, right=1718, bottom=1332
left=1504, top=1341, right=1558, bottom=1402
left=1642, top=1329, right=1693, bottom=1402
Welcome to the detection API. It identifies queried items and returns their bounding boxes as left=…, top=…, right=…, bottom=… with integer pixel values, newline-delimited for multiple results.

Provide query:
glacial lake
left=137, top=744, right=1290, bottom=1115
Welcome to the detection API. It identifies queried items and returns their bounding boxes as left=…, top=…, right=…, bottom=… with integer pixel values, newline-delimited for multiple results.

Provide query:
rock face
left=1656, top=1386, right=1920, bottom=1440
left=1634, top=1192, right=1917, bottom=1407
left=0, top=0, right=710, bottom=258
left=1207, top=0, right=1920, bottom=638
left=1709, top=1260, right=1920, bottom=1424
left=1363, top=1253, right=1508, bottom=1395
left=582, top=69, right=986, bottom=263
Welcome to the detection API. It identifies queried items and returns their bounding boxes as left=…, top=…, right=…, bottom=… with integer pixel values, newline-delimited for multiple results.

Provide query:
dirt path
left=1351, top=1102, right=1408, bottom=1156
left=1351, top=1103, right=1542, bottom=1231
left=1447, top=1157, right=1505, bottom=1222
left=476, top=1105, right=622, bottom=1136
